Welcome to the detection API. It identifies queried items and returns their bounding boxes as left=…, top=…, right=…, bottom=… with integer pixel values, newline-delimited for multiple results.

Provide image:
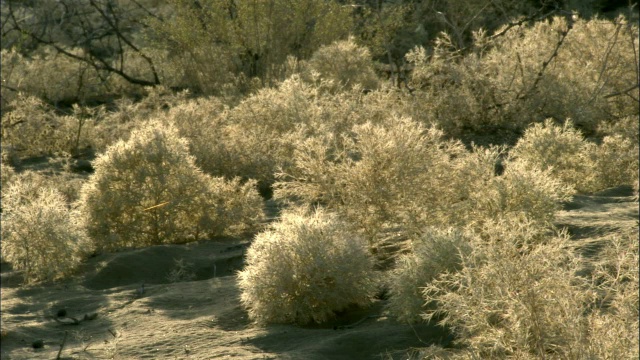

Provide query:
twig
left=603, top=83, right=640, bottom=100
left=143, top=201, right=170, bottom=211
left=588, top=19, right=624, bottom=103
left=334, top=315, right=383, bottom=330
left=484, top=13, right=575, bottom=112
left=521, top=14, right=575, bottom=100
left=56, top=331, right=68, bottom=360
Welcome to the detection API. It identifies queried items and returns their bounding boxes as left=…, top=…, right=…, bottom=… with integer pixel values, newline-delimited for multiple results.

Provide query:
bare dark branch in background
left=4, top=0, right=160, bottom=88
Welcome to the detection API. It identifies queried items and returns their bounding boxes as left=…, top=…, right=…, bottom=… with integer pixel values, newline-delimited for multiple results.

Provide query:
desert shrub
left=598, top=114, right=639, bottom=141
left=145, top=0, right=352, bottom=94
left=0, top=158, right=15, bottom=193
left=279, top=115, right=570, bottom=235
left=276, top=117, right=473, bottom=243
left=212, top=76, right=327, bottom=187
left=405, top=15, right=639, bottom=137
left=592, top=134, right=639, bottom=190
left=162, top=97, right=228, bottom=174
left=404, top=41, right=506, bottom=138
left=0, top=170, right=85, bottom=206
left=509, top=118, right=597, bottom=193
left=0, top=48, right=108, bottom=108
left=303, top=37, right=379, bottom=92
left=2, top=95, right=63, bottom=157
left=472, top=157, right=575, bottom=229
left=387, top=228, right=473, bottom=323
left=1, top=94, right=100, bottom=159
left=91, top=86, right=190, bottom=152
left=238, top=207, right=378, bottom=325
left=76, top=119, right=264, bottom=252
left=586, top=229, right=639, bottom=359
left=509, top=117, right=639, bottom=195
left=277, top=116, right=574, bottom=251
left=190, top=77, right=407, bottom=193
left=1, top=178, right=92, bottom=283
left=422, top=220, right=597, bottom=359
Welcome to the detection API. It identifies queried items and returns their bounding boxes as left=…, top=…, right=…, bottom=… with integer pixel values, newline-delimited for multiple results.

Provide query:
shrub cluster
left=509, top=118, right=597, bottom=193
left=593, top=134, right=639, bottom=191
left=238, top=207, right=378, bottom=325
left=586, top=229, right=639, bottom=359
left=411, top=221, right=639, bottom=359
left=276, top=116, right=574, bottom=248
left=1, top=95, right=95, bottom=158
left=275, top=117, right=470, bottom=242
left=510, top=118, right=639, bottom=194
left=76, top=119, right=264, bottom=252
left=421, top=221, right=595, bottom=359
left=404, top=15, right=638, bottom=138
left=0, top=48, right=108, bottom=109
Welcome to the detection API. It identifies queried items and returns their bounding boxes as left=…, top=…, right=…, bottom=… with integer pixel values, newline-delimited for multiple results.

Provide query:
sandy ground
left=1, top=185, right=637, bottom=360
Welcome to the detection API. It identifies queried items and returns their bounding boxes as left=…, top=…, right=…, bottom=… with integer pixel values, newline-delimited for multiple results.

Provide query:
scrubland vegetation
left=1, top=0, right=638, bottom=358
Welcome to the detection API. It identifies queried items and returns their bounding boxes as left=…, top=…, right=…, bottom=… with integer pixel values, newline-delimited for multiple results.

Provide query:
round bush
left=509, top=119, right=597, bottom=193
left=76, top=119, right=264, bottom=252
left=238, top=207, right=378, bottom=324
left=1, top=179, right=91, bottom=283
left=593, top=134, right=639, bottom=190
left=304, top=36, right=379, bottom=92
left=475, top=157, right=575, bottom=227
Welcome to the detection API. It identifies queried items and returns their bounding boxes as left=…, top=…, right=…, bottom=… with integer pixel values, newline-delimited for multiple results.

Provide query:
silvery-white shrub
left=1, top=178, right=91, bottom=283
left=238, top=207, right=378, bottom=324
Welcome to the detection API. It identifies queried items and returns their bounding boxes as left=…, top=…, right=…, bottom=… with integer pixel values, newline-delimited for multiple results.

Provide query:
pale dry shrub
left=215, top=76, right=328, bottom=186
left=586, top=229, right=639, bottom=359
left=1, top=94, right=99, bottom=159
left=0, top=158, right=15, bottom=192
left=404, top=41, right=505, bottom=137
left=76, top=119, right=264, bottom=252
left=1, top=170, right=85, bottom=206
left=187, top=77, right=404, bottom=192
left=0, top=48, right=108, bottom=107
left=509, top=119, right=597, bottom=193
left=277, top=116, right=574, bottom=250
left=303, top=37, right=379, bottom=92
left=2, top=94, right=61, bottom=157
left=597, top=114, right=639, bottom=141
left=161, top=97, right=228, bottom=174
left=422, top=220, right=597, bottom=359
left=406, top=16, right=639, bottom=137
left=238, top=207, right=378, bottom=325
left=276, top=116, right=471, bottom=243
left=387, top=228, right=473, bottom=323
left=91, top=86, right=190, bottom=152
left=472, top=157, right=575, bottom=228
left=593, top=134, right=639, bottom=190
left=1, top=179, right=92, bottom=283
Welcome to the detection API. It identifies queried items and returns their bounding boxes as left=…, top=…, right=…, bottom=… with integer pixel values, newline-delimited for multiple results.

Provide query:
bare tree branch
left=5, top=0, right=160, bottom=88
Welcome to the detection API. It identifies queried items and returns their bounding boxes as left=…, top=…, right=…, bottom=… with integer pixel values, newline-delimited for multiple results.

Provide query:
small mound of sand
left=81, top=241, right=247, bottom=290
